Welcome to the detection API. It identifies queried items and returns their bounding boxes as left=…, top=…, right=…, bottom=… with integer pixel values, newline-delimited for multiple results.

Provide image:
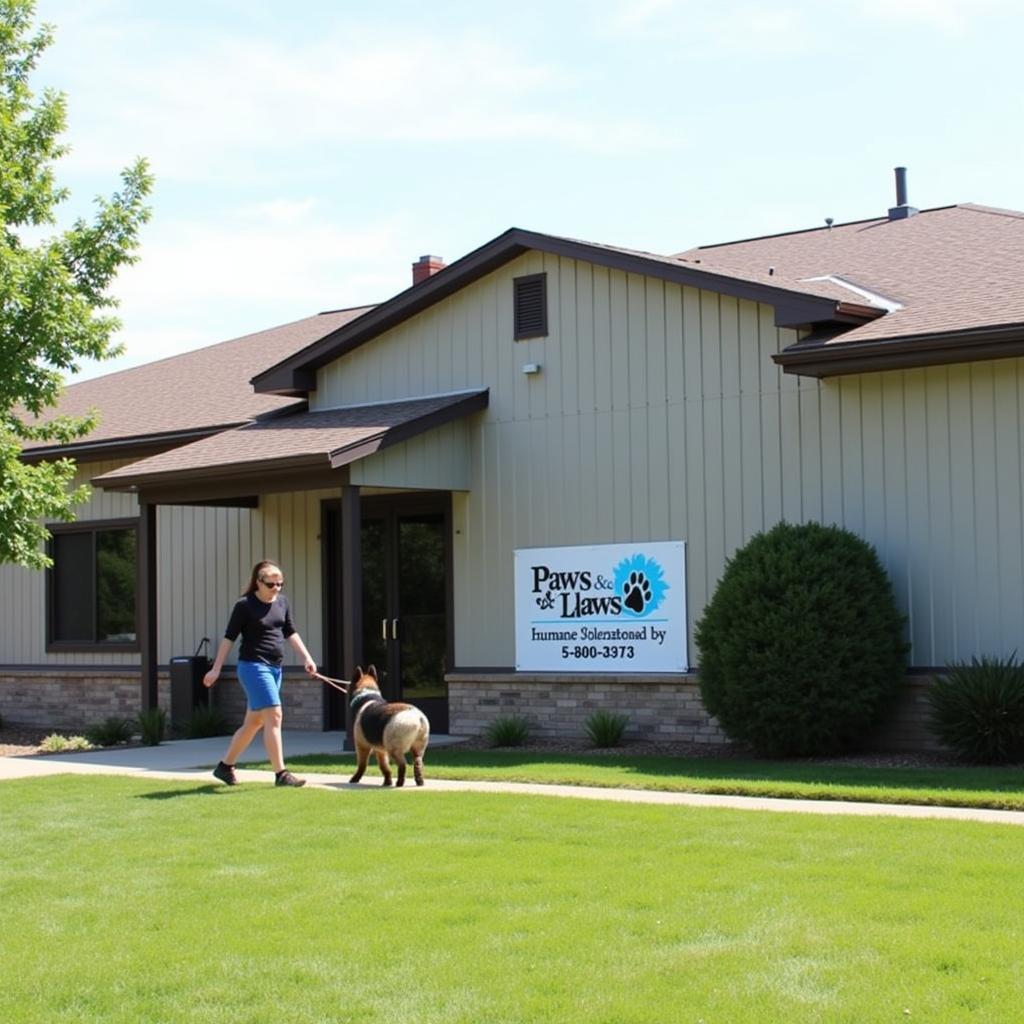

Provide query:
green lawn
left=281, top=748, right=1024, bottom=811
left=2, top=775, right=1023, bottom=1023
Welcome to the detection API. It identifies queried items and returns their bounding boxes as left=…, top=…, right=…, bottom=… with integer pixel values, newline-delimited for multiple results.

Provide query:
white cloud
left=117, top=204, right=406, bottom=311
left=46, top=19, right=668, bottom=182
left=604, top=0, right=1013, bottom=48
left=855, top=0, right=1013, bottom=33
left=604, top=0, right=817, bottom=54
left=91, top=201, right=414, bottom=376
left=608, top=0, right=679, bottom=31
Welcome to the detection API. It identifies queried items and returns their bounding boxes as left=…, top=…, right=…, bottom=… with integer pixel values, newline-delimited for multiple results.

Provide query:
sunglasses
left=259, top=579, right=284, bottom=588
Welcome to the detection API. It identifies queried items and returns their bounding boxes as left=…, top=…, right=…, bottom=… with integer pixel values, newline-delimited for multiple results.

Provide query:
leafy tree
left=0, top=0, right=152, bottom=568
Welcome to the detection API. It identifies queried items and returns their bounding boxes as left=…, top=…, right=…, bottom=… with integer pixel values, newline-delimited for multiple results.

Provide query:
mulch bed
left=0, top=726, right=64, bottom=757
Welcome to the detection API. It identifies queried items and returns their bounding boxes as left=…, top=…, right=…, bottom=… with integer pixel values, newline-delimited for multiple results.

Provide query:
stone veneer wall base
left=3, top=669, right=940, bottom=750
left=447, top=672, right=944, bottom=752
left=0, top=669, right=324, bottom=733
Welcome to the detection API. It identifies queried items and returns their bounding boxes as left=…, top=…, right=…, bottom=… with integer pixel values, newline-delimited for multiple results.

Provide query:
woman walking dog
left=203, top=560, right=317, bottom=787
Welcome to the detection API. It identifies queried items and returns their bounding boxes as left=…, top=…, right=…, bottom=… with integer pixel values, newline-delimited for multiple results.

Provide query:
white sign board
left=514, top=541, right=687, bottom=672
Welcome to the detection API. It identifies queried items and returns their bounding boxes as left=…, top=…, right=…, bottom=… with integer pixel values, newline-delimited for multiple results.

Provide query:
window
left=47, top=519, right=138, bottom=650
left=514, top=272, right=548, bottom=339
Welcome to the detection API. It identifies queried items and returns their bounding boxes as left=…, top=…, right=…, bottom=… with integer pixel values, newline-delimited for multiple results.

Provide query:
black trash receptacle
left=170, top=655, right=213, bottom=731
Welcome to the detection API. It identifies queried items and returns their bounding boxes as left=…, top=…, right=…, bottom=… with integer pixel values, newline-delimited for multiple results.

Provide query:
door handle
left=381, top=618, right=388, bottom=641
left=392, top=618, right=398, bottom=640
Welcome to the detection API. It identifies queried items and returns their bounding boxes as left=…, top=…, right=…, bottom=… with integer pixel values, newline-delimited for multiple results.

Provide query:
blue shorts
left=236, top=660, right=283, bottom=711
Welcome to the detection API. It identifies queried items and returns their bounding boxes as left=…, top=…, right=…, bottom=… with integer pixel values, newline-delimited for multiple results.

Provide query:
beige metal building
left=4, top=187, right=1024, bottom=749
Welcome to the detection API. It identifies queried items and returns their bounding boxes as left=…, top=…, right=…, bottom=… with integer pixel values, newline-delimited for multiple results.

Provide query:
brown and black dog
left=348, top=665, right=430, bottom=787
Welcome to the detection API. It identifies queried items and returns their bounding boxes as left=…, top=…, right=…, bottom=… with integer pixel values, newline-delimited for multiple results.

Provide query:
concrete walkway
left=2, top=731, right=1023, bottom=827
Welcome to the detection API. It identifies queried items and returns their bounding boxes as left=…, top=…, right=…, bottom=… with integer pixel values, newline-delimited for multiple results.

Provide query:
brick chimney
left=412, top=254, right=446, bottom=285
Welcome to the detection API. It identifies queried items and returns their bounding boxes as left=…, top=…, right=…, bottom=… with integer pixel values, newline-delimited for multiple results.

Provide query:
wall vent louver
left=514, top=273, right=548, bottom=339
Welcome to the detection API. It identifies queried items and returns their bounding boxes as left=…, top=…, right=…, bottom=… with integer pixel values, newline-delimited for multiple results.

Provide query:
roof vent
left=514, top=273, right=548, bottom=339
left=887, top=166, right=919, bottom=220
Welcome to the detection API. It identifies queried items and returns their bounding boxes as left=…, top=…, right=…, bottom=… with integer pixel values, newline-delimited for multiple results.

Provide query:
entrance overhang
left=92, top=389, right=488, bottom=505
left=92, top=389, right=487, bottom=721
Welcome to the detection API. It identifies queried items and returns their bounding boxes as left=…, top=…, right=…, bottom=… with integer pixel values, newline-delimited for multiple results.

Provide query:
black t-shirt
left=224, top=594, right=296, bottom=666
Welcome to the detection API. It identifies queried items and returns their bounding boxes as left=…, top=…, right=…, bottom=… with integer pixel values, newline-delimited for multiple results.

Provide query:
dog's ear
left=367, top=664, right=378, bottom=680
left=353, top=666, right=363, bottom=683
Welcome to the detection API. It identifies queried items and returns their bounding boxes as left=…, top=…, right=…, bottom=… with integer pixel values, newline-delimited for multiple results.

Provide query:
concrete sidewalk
left=1, top=730, right=346, bottom=773
left=0, top=730, right=462, bottom=781
left=2, top=732, right=1023, bottom=827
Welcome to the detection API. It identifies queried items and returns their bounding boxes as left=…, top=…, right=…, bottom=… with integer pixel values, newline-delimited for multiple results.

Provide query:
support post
left=340, top=484, right=362, bottom=750
left=137, top=500, right=159, bottom=711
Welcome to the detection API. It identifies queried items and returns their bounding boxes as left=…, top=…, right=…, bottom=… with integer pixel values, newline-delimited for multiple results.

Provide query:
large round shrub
left=695, top=521, right=908, bottom=757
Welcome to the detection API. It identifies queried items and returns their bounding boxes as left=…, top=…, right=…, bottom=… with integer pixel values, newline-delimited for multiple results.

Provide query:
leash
left=312, top=671, right=349, bottom=694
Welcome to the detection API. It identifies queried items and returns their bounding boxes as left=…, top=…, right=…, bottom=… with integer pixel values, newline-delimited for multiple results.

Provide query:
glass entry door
left=323, top=494, right=451, bottom=732
left=362, top=506, right=448, bottom=730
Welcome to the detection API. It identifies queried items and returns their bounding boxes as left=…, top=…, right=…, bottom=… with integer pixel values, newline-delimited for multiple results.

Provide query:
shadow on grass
left=137, top=784, right=226, bottom=800
left=280, top=748, right=1024, bottom=807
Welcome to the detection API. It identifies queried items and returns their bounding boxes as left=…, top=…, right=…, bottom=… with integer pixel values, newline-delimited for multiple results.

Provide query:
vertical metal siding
left=158, top=489, right=333, bottom=668
left=11, top=256, right=1021, bottom=679
left=0, top=471, right=337, bottom=670
left=14, top=260, right=1013, bottom=679
left=0, top=460, right=139, bottom=665
left=309, top=253, right=1024, bottom=669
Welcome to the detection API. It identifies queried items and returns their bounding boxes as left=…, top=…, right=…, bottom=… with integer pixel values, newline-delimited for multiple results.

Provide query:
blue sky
left=30, top=0, right=1024, bottom=380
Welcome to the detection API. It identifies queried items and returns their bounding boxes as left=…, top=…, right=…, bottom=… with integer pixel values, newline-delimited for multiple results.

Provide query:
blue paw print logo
left=613, top=554, right=668, bottom=618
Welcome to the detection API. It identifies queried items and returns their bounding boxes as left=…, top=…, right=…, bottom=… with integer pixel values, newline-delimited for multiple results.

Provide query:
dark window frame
left=513, top=272, right=548, bottom=340
left=46, top=516, right=141, bottom=653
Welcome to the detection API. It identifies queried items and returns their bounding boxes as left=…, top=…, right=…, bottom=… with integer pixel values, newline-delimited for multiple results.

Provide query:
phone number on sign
left=560, top=645, right=635, bottom=660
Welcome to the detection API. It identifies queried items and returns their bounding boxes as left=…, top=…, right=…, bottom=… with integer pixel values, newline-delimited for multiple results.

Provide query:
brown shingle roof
left=253, top=228, right=876, bottom=395
left=22, top=306, right=375, bottom=457
left=674, top=204, right=1024, bottom=344
left=93, top=389, right=489, bottom=491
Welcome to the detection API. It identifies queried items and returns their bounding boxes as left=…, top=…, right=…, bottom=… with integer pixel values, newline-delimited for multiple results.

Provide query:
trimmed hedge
left=695, top=521, right=908, bottom=757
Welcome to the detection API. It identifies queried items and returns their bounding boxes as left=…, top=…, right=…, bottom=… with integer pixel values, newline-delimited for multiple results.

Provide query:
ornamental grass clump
left=585, top=710, right=629, bottom=748
left=485, top=714, right=532, bottom=748
left=85, top=716, right=135, bottom=747
left=137, top=707, right=167, bottom=746
left=695, top=521, right=908, bottom=757
left=926, top=654, right=1024, bottom=764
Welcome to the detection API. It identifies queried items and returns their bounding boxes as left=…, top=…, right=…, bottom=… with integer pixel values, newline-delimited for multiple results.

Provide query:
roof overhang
left=252, top=227, right=876, bottom=396
left=92, top=389, right=489, bottom=505
left=20, top=424, right=251, bottom=465
left=775, top=323, right=1024, bottom=378
left=19, top=400, right=308, bottom=466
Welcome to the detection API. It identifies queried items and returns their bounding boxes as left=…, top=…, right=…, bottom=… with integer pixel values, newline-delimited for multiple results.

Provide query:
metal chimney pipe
left=894, top=166, right=908, bottom=207
left=888, top=166, right=918, bottom=220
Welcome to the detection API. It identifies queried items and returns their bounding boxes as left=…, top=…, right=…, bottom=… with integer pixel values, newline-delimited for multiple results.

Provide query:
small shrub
left=85, top=716, right=135, bottom=747
left=39, top=733, right=92, bottom=753
left=695, top=520, right=908, bottom=757
left=585, top=710, right=629, bottom=748
left=137, top=707, right=167, bottom=746
left=485, top=714, right=532, bottom=747
left=184, top=704, right=230, bottom=739
left=927, top=654, right=1024, bottom=764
